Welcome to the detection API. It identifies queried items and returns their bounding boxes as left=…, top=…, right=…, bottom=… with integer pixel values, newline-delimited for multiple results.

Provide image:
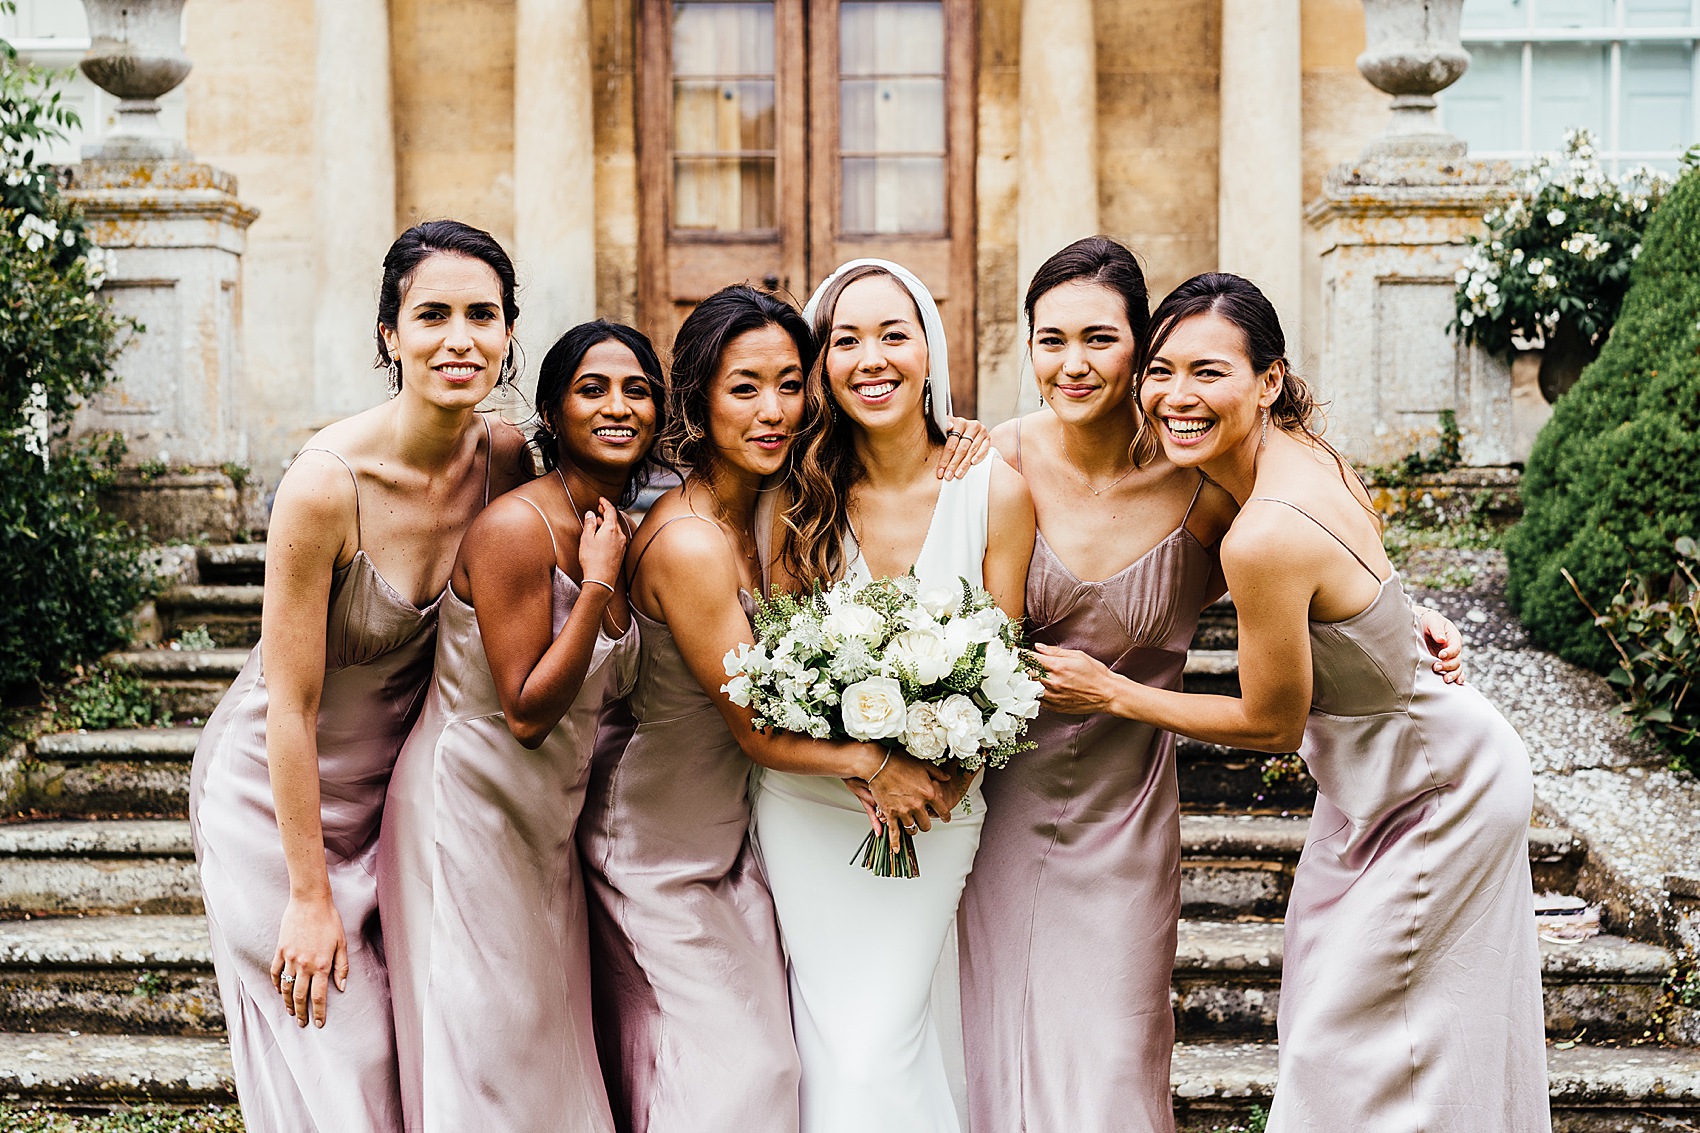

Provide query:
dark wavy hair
left=373, top=219, right=521, bottom=389
left=1024, top=235, right=1160, bottom=468
left=531, top=320, right=670, bottom=509
left=657, top=285, right=819, bottom=482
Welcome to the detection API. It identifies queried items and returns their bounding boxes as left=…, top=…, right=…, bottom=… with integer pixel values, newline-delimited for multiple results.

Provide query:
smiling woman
left=376, top=319, right=667, bottom=1132
left=188, top=220, right=535, bottom=1133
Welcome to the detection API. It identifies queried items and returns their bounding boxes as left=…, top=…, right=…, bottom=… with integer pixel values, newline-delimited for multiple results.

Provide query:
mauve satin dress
left=376, top=556, right=637, bottom=1132
left=1254, top=498, right=1551, bottom=1133
left=960, top=496, right=1209, bottom=1133
left=190, top=550, right=432, bottom=1132
left=579, top=518, right=800, bottom=1133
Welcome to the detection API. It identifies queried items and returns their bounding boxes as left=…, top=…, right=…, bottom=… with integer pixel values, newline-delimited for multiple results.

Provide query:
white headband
left=802, top=258, right=953, bottom=434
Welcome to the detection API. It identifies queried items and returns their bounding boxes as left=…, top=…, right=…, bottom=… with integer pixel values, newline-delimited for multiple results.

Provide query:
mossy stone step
left=0, top=822, right=198, bottom=916
left=0, top=916, right=220, bottom=1037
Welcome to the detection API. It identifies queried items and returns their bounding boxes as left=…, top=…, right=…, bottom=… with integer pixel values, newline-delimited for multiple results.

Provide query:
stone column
left=514, top=0, right=598, bottom=349
left=1013, top=0, right=1099, bottom=414
left=312, top=0, right=396, bottom=419
left=1218, top=0, right=1304, bottom=351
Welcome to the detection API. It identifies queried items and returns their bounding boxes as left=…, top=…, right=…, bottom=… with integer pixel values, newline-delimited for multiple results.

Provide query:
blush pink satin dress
left=578, top=514, right=800, bottom=1133
left=376, top=499, right=638, bottom=1132
left=960, top=469, right=1209, bottom=1133
left=1252, top=497, right=1551, bottom=1133
left=189, top=436, right=488, bottom=1133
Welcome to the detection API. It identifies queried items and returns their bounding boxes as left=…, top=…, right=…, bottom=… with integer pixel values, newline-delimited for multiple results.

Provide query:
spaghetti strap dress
left=960, top=460, right=1210, bottom=1133
left=376, top=492, right=638, bottom=1133
left=1249, top=498, right=1551, bottom=1133
left=189, top=422, right=490, bottom=1133
left=579, top=513, right=800, bottom=1133
left=751, top=455, right=995, bottom=1133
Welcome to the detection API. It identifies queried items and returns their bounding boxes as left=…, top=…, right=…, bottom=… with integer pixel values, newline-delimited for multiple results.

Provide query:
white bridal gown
left=752, top=455, right=995, bottom=1133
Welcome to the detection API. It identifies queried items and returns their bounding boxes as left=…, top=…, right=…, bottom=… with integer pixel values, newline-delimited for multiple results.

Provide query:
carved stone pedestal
left=64, top=159, right=262, bottom=541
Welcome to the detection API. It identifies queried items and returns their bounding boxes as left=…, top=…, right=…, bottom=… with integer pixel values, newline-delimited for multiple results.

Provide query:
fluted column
left=313, top=0, right=396, bottom=417
left=515, top=0, right=597, bottom=346
left=1014, top=0, right=1099, bottom=411
left=1218, top=0, right=1303, bottom=351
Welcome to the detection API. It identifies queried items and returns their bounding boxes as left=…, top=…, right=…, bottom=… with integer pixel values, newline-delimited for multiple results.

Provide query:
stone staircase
left=1, top=549, right=1697, bottom=1128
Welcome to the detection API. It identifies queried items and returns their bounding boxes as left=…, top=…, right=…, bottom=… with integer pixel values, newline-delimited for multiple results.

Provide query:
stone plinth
left=1306, top=154, right=1520, bottom=466
left=63, top=159, right=262, bottom=542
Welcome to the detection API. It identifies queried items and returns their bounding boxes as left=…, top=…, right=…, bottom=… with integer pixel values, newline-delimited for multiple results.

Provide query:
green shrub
left=0, top=17, right=150, bottom=695
left=1565, top=538, right=1699, bottom=776
left=1505, top=158, right=1700, bottom=669
left=45, top=665, right=169, bottom=732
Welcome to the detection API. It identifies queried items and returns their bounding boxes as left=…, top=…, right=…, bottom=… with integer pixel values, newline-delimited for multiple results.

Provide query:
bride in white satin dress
left=755, top=260, right=1035, bottom=1132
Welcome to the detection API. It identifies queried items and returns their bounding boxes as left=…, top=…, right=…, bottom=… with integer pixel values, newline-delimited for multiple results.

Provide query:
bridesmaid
left=189, top=220, right=532, bottom=1132
left=582, top=285, right=987, bottom=1133
left=965, top=236, right=1236, bottom=1133
left=1038, top=272, right=1550, bottom=1132
left=377, top=320, right=666, bottom=1131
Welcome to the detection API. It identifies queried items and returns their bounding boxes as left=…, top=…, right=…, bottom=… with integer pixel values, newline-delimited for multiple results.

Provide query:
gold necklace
left=1057, top=427, right=1136, bottom=497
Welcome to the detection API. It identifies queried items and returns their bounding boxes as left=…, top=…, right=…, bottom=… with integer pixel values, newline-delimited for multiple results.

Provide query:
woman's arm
left=258, top=453, right=358, bottom=1028
left=463, top=495, right=624, bottom=749
left=1038, top=509, right=1318, bottom=752
left=487, top=416, right=539, bottom=497
left=640, top=519, right=949, bottom=832
left=937, top=415, right=993, bottom=479
left=982, top=459, right=1037, bottom=621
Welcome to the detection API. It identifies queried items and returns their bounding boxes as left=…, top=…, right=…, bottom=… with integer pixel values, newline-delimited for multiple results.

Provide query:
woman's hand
left=271, top=893, right=349, bottom=1028
left=862, top=750, right=949, bottom=848
left=930, top=762, right=975, bottom=816
left=1416, top=606, right=1466, bottom=685
left=578, top=497, right=628, bottom=589
left=937, top=416, right=992, bottom=479
left=1034, top=643, right=1124, bottom=716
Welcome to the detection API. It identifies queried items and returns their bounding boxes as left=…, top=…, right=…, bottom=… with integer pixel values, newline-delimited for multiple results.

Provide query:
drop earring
left=386, top=359, right=401, bottom=398
left=500, top=350, right=516, bottom=386
left=1260, top=408, right=1270, bottom=447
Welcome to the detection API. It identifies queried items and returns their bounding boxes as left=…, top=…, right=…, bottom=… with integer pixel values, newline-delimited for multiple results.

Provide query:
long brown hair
left=1025, top=236, right=1161, bottom=468
left=782, top=264, right=945, bottom=585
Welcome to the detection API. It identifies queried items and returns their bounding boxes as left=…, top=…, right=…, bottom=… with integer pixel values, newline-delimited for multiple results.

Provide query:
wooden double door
left=638, top=0, right=978, bottom=411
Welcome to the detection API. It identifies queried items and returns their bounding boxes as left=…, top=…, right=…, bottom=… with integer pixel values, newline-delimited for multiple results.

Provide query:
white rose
left=840, top=677, right=908, bottom=741
left=822, top=603, right=885, bottom=644
left=885, top=627, right=956, bottom=684
left=917, top=583, right=961, bottom=620
left=903, top=701, right=949, bottom=762
left=936, top=694, right=983, bottom=760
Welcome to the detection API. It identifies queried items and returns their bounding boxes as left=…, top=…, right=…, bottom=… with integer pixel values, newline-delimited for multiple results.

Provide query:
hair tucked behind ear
left=374, top=220, right=521, bottom=388
left=1025, top=236, right=1161, bottom=468
left=1143, top=272, right=1373, bottom=516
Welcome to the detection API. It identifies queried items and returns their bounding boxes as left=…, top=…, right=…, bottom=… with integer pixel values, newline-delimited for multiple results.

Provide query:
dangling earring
left=922, top=383, right=934, bottom=419
left=500, top=349, right=516, bottom=386
left=386, top=358, right=401, bottom=398
left=1260, top=408, right=1270, bottom=447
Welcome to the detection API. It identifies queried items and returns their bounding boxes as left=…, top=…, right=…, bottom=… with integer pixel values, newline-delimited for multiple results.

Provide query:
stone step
left=1170, top=1040, right=1700, bottom=1132
left=1171, top=919, right=1673, bottom=1042
left=196, top=543, right=265, bottom=586
left=0, top=915, right=220, bottom=1036
left=1180, top=649, right=1239, bottom=697
left=1179, top=814, right=1581, bottom=918
left=23, top=730, right=199, bottom=819
left=0, top=822, right=199, bottom=916
left=1177, top=738, right=1316, bottom=813
left=0, top=1033, right=1689, bottom=1122
left=105, top=651, right=249, bottom=721
left=156, top=586, right=264, bottom=649
left=1194, top=595, right=1237, bottom=651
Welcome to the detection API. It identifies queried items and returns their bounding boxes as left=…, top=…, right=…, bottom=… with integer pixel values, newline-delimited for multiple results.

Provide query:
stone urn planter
left=1357, top=0, right=1471, bottom=158
left=1536, top=321, right=1602, bottom=403
left=77, top=0, right=191, bottom=158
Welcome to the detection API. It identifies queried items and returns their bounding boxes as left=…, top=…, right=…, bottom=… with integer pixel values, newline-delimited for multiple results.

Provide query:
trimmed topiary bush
left=1505, top=158, right=1700, bottom=670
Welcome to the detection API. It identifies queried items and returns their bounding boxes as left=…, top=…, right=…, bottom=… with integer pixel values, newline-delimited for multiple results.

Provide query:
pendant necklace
left=1057, top=428, right=1136, bottom=497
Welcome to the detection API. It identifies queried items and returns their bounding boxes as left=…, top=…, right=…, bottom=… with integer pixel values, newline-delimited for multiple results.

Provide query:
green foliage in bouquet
left=1564, top=537, right=1699, bottom=777
left=1505, top=157, right=1700, bottom=669
left=1452, top=130, right=1670, bottom=358
left=0, top=18, right=151, bottom=694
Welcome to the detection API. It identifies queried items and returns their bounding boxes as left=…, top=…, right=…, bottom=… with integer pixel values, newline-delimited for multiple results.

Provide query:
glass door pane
left=672, top=1, right=779, bottom=232
left=838, top=0, right=946, bottom=234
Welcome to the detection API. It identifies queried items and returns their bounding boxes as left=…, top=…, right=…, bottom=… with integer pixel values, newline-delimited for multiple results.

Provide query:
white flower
left=903, top=701, right=949, bottom=762
left=917, top=583, right=961, bottom=620
left=885, top=627, right=956, bottom=684
left=15, top=381, right=50, bottom=470
left=1547, top=208, right=1566, bottom=227
left=936, top=694, right=983, bottom=760
left=822, top=603, right=885, bottom=644
left=722, top=674, right=754, bottom=707
left=841, top=677, right=908, bottom=741
left=1459, top=310, right=1475, bottom=327
left=827, top=638, right=880, bottom=684
left=1510, top=248, right=1526, bottom=266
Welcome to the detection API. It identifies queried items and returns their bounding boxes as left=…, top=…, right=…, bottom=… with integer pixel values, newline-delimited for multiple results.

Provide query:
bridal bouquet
left=723, top=573, right=1043, bottom=878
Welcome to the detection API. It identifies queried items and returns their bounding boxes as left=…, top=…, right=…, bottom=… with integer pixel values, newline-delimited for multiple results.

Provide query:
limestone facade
left=17, top=0, right=1489, bottom=492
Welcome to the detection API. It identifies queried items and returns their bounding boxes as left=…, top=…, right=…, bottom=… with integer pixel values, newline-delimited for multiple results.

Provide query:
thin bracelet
left=866, top=750, right=892, bottom=785
left=582, top=578, right=616, bottom=597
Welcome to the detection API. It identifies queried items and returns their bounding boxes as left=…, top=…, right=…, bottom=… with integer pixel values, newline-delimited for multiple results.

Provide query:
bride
left=756, top=260, right=1035, bottom=1131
